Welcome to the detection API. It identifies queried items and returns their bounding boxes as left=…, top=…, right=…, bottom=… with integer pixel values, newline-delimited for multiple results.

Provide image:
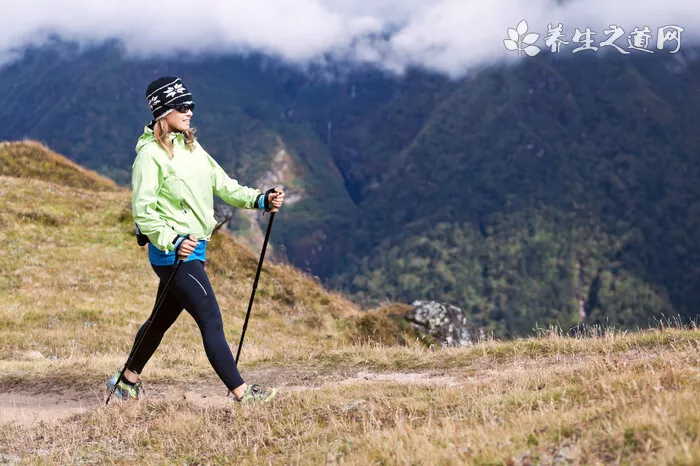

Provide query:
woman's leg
left=164, top=260, right=245, bottom=392
left=124, top=266, right=185, bottom=378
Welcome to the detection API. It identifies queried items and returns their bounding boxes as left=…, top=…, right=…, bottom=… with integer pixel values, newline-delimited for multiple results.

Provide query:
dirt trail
left=2, top=350, right=652, bottom=426
left=0, top=368, right=461, bottom=426
left=0, top=391, right=99, bottom=426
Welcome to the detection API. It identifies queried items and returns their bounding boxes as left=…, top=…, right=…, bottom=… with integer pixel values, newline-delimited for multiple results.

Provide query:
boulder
left=405, top=300, right=473, bottom=347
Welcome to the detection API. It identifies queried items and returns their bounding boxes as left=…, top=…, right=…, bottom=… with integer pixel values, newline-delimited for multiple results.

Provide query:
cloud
left=1, top=0, right=699, bottom=76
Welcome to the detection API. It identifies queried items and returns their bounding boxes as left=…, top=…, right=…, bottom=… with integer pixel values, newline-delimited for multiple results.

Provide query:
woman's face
left=164, top=106, right=193, bottom=132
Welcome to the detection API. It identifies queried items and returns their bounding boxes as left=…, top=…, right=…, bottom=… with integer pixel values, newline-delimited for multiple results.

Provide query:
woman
left=107, top=76, right=284, bottom=403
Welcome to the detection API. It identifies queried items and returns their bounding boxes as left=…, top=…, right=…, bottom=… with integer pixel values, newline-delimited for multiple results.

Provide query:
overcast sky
left=1, top=0, right=698, bottom=76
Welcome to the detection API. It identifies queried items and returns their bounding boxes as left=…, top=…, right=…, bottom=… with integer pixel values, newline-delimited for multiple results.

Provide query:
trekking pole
left=106, top=258, right=184, bottom=405
left=236, top=211, right=275, bottom=363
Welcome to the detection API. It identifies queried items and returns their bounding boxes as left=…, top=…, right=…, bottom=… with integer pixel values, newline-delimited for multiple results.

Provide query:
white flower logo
left=148, top=96, right=160, bottom=109
left=164, top=83, right=185, bottom=98
left=504, top=20, right=541, bottom=57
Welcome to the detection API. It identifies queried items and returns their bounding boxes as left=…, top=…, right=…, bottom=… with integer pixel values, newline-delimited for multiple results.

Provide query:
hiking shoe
left=236, top=384, right=278, bottom=404
left=106, top=371, right=142, bottom=401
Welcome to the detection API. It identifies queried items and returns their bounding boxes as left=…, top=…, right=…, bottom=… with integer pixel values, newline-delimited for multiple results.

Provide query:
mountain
left=2, top=39, right=699, bottom=337
left=321, top=52, right=700, bottom=335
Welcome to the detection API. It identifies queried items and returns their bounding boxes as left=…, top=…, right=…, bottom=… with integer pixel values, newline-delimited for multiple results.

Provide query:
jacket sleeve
left=132, top=150, right=180, bottom=252
left=207, top=152, right=261, bottom=209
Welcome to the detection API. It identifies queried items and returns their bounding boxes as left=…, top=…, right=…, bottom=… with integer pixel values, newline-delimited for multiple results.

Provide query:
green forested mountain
left=1, top=39, right=698, bottom=337
left=321, top=53, right=700, bottom=336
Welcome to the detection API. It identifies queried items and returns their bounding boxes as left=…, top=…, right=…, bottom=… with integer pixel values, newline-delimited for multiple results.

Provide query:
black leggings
left=126, top=260, right=244, bottom=390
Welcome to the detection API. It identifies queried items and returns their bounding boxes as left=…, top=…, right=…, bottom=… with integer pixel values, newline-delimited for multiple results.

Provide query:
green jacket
left=131, top=126, right=261, bottom=252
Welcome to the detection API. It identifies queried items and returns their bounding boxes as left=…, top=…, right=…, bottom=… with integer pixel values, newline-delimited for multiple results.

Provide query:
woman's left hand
left=268, top=188, right=285, bottom=213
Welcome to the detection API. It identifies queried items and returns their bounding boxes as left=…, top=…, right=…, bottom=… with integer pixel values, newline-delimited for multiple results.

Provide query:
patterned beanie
left=145, top=76, right=195, bottom=122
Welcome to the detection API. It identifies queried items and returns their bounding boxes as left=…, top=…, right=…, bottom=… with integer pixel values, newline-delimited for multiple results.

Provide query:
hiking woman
left=107, top=76, right=284, bottom=403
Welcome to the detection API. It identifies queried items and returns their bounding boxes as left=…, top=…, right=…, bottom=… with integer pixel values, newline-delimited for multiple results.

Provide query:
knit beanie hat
left=146, top=76, right=195, bottom=122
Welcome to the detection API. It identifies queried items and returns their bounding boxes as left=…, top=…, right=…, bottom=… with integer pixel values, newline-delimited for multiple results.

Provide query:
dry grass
left=0, top=148, right=699, bottom=464
left=0, top=329, right=698, bottom=464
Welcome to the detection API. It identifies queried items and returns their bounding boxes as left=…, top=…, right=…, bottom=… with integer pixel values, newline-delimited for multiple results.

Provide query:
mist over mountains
left=2, top=0, right=699, bottom=75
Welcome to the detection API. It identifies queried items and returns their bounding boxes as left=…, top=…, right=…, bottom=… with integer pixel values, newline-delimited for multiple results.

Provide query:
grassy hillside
left=0, top=142, right=699, bottom=464
left=0, top=140, right=120, bottom=192
left=0, top=141, right=359, bottom=373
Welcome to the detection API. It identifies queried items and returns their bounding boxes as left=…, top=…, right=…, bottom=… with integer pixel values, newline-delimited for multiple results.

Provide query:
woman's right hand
left=177, top=234, right=199, bottom=261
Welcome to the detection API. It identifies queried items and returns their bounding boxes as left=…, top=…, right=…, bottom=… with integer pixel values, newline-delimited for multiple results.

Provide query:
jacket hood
left=135, top=125, right=186, bottom=153
left=136, top=125, right=156, bottom=153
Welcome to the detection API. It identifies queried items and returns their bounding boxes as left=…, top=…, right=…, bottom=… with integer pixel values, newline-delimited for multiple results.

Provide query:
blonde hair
left=153, top=118, right=197, bottom=158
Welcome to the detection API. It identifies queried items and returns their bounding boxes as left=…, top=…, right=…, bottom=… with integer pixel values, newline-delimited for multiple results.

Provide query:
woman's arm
left=207, top=152, right=261, bottom=209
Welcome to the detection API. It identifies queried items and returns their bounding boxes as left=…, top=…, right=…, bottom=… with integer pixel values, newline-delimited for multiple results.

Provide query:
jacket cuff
left=173, top=236, right=185, bottom=249
left=263, top=188, right=277, bottom=211
left=168, top=232, right=183, bottom=252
